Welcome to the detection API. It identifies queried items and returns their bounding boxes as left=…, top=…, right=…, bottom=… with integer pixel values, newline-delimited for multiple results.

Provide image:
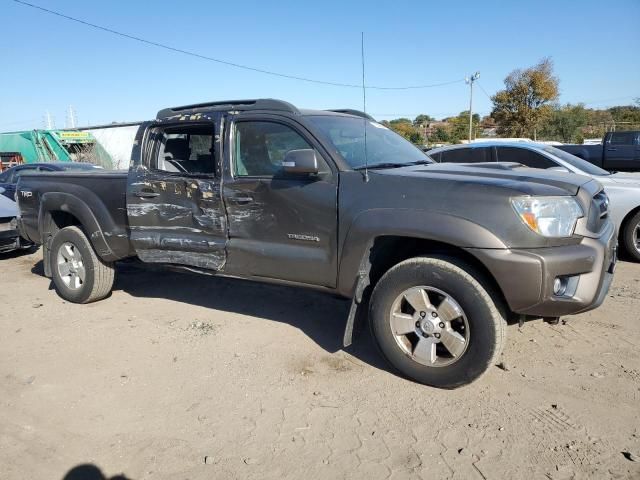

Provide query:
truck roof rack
left=156, top=99, right=299, bottom=119
left=328, top=109, right=376, bottom=121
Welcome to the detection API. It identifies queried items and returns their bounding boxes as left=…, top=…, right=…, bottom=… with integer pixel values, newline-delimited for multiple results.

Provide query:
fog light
left=553, top=277, right=567, bottom=296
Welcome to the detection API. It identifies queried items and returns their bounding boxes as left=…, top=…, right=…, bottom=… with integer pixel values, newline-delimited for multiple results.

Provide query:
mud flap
left=343, top=252, right=372, bottom=347
left=43, top=234, right=53, bottom=278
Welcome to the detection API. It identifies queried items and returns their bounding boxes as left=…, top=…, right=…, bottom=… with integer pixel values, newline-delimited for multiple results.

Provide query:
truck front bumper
left=468, top=222, right=617, bottom=317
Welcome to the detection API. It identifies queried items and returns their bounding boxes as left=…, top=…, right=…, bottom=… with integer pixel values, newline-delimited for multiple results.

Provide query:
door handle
left=229, top=195, right=253, bottom=204
left=133, top=190, right=160, bottom=199
left=607, top=148, right=617, bottom=151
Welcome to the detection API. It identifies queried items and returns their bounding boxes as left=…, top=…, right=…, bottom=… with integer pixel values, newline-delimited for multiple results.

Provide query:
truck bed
left=17, top=170, right=133, bottom=260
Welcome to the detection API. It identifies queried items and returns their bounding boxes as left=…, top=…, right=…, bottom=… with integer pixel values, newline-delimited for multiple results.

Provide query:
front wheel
left=622, top=211, right=640, bottom=262
left=369, top=256, right=506, bottom=388
left=50, top=226, right=115, bottom=303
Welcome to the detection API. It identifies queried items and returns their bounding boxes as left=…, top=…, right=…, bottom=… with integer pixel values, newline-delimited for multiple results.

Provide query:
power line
left=12, top=0, right=465, bottom=91
left=476, top=81, right=493, bottom=101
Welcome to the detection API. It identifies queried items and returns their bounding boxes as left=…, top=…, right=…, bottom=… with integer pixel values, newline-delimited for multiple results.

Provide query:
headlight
left=511, top=196, right=583, bottom=238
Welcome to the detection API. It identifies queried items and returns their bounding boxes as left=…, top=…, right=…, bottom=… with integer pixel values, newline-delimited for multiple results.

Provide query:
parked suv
left=16, top=99, right=617, bottom=388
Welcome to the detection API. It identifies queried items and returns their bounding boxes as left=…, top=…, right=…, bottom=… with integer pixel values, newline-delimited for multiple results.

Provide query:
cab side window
left=234, top=121, right=327, bottom=177
left=496, top=147, right=556, bottom=169
left=609, top=132, right=635, bottom=146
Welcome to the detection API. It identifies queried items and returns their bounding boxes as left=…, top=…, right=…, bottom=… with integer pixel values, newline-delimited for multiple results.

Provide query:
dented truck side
left=16, top=99, right=617, bottom=388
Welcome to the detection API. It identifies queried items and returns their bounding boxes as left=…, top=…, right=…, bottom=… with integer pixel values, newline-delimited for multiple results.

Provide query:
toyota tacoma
left=16, top=99, right=617, bottom=388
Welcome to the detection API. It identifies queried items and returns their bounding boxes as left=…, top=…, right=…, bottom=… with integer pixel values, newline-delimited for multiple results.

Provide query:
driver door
left=222, top=115, right=339, bottom=287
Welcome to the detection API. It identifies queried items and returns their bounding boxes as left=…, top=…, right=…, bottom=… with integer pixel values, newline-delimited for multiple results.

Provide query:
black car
left=0, top=162, right=102, bottom=200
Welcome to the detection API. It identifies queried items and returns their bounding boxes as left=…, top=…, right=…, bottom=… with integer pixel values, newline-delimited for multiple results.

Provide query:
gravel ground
left=1, top=248, right=639, bottom=480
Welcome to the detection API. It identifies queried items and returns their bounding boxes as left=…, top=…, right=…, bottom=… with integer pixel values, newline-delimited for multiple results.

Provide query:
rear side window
left=150, top=125, right=215, bottom=175
left=496, top=147, right=557, bottom=169
left=609, top=132, right=636, bottom=145
left=439, top=148, right=472, bottom=163
left=469, top=147, right=492, bottom=163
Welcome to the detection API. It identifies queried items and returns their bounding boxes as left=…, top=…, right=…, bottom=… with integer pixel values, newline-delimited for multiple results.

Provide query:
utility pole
left=66, top=105, right=77, bottom=128
left=465, top=72, right=480, bottom=142
left=44, top=110, right=54, bottom=130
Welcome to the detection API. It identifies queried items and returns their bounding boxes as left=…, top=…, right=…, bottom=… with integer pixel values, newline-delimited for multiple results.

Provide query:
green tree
left=413, top=114, right=434, bottom=126
left=431, top=127, right=450, bottom=143
left=447, top=111, right=480, bottom=143
left=608, top=106, right=640, bottom=130
left=386, top=118, right=424, bottom=144
left=491, top=57, right=559, bottom=138
left=540, top=103, right=588, bottom=142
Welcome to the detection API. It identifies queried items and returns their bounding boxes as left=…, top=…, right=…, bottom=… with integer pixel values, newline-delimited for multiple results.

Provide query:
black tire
left=369, top=255, right=506, bottom=389
left=622, top=211, right=640, bottom=262
left=50, top=226, right=115, bottom=303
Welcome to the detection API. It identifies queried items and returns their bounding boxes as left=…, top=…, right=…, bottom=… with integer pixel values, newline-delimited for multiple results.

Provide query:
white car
left=429, top=142, right=640, bottom=261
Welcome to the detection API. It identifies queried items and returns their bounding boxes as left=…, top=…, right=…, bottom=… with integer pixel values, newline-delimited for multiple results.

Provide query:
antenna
left=361, top=32, right=369, bottom=182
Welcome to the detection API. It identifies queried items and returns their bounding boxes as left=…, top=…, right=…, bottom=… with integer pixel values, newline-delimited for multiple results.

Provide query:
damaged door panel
left=126, top=119, right=227, bottom=270
left=223, top=116, right=338, bottom=286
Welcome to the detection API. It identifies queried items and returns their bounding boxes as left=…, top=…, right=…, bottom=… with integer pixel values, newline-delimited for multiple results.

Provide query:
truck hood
left=375, top=162, right=594, bottom=196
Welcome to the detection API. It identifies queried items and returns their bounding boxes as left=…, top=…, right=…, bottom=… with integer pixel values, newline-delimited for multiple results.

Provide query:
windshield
left=542, top=146, right=610, bottom=176
left=307, top=115, right=432, bottom=169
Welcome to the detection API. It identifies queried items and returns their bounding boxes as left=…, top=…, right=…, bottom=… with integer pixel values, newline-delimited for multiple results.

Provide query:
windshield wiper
left=354, top=162, right=407, bottom=170
left=354, top=160, right=433, bottom=170
left=405, top=160, right=433, bottom=166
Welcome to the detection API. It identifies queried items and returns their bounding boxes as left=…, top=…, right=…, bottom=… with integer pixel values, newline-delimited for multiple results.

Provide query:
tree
left=491, top=58, right=559, bottom=139
left=447, top=111, right=480, bottom=143
left=540, top=103, right=588, bottom=143
left=413, top=114, right=434, bottom=126
left=386, top=118, right=424, bottom=144
left=608, top=105, right=640, bottom=129
left=431, top=127, right=450, bottom=143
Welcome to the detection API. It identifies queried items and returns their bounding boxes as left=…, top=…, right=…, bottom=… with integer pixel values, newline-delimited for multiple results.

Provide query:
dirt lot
left=1, top=249, right=639, bottom=480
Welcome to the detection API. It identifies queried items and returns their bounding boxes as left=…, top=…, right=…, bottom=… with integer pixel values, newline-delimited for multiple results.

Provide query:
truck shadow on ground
left=114, top=261, right=394, bottom=374
left=30, top=258, right=395, bottom=376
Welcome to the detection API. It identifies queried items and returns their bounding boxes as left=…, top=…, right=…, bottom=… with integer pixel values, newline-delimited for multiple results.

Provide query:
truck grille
left=587, top=191, right=609, bottom=233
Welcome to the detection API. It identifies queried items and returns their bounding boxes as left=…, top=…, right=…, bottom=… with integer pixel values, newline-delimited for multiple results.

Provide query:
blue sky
left=1, top=0, right=639, bottom=130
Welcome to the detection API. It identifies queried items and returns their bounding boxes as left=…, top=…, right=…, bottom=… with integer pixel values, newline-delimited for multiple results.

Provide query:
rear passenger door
left=126, top=118, right=228, bottom=271
left=605, top=132, right=640, bottom=170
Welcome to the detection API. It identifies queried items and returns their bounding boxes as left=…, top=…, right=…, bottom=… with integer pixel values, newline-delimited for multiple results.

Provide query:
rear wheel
left=50, top=226, right=115, bottom=303
left=622, top=211, right=640, bottom=262
left=369, top=256, right=506, bottom=388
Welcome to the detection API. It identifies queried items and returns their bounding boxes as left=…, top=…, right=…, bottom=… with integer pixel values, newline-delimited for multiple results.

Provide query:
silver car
left=429, top=142, right=640, bottom=261
left=0, top=186, right=31, bottom=253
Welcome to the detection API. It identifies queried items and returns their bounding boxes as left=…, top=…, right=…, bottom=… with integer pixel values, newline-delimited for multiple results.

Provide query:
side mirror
left=0, top=187, right=4, bottom=194
left=283, top=149, right=319, bottom=175
left=548, top=166, right=570, bottom=173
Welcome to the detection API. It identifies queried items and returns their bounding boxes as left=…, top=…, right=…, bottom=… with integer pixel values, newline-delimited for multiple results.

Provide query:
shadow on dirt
left=114, top=261, right=393, bottom=374
left=62, top=463, right=131, bottom=480
left=29, top=257, right=394, bottom=375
